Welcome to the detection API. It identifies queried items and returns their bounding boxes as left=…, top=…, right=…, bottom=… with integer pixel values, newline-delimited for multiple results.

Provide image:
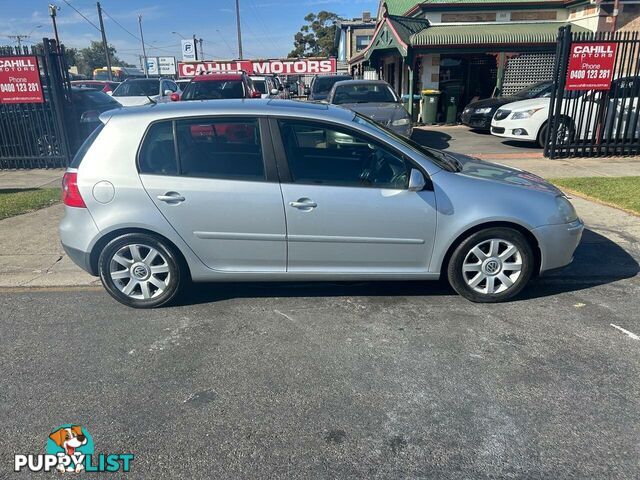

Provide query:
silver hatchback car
left=59, top=99, right=584, bottom=308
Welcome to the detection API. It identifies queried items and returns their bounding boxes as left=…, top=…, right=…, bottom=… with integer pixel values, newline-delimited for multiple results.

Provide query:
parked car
left=491, top=76, right=640, bottom=147
left=176, top=79, right=192, bottom=91
left=70, top=87, right=122, bottom=143
left=111, top=78, right=180, bottom=107
left=327, top=80, right=412, bottom=137
left=173, top=72, right=261, bottom=101
left=250, top=75, right=279, bottom=98
left=461, top=81, right=554, bottom=131
left=71, top=80, right=121, bottom=94
left=307, top=74, right=352, bottom=101
left=59, top=99, right=583, bottom=308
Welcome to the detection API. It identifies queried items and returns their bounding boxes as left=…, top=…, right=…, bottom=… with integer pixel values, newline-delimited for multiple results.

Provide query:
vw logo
left=132, top=264, right=149, bottom=279
left=485, top=260, right=500, bottom=274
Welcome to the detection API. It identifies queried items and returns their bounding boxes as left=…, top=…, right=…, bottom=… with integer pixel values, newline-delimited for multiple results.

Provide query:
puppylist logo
left=14, top=424, right=134, bottom=473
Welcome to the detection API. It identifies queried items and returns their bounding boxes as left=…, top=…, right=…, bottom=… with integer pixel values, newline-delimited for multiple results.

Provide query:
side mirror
left=163, top=89, right=173, bottom=96
left=408, top=169, right=426, bottom=191
left=270, top=88, right=279, bottom=96
left=169, top=92, right=180, bottom=102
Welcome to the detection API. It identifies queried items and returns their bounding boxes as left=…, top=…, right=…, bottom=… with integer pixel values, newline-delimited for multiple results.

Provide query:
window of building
left=355, top=35, right=371, bottom=51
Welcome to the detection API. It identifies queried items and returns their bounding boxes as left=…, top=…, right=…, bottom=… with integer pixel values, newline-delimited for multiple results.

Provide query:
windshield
left=112, top=80, right=159, bottom=97
left=182, top=80, right=245, bottom=100
left=353, top=114, right=457, bottom=172
left=312, top=76, right=351, bottom=95
left=75, top=90, right=120, bottom=108
left=514, top=81, right=553, bottom=98
left=332, top=83, right=397, bottom=104
left=253, top=80, right=266, bottom=94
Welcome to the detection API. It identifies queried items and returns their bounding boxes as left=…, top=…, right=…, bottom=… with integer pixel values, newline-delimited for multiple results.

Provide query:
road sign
left=146, top=57, right=158, bottom=76
left=0, top=56, right=44, bottom=104
left=566, top=42, right=618, bottom=91
left=158, top=56, right=176, bottom=75
left=181, top=39, right=196, bottom=62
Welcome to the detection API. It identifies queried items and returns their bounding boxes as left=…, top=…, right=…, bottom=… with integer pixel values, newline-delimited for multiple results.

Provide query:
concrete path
left=0, top=193, right=637, bottom=289
left=0, top=168, right=63, bottom=189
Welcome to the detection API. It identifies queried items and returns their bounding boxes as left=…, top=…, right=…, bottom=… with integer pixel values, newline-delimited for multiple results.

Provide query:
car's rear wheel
left=98, top=233, right=183, bottom=308
left=447, top=227, right=535, bottom=303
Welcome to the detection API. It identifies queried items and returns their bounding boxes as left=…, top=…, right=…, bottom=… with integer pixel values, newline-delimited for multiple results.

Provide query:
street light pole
left=193, top=34, right=199, bottom=60
left=96, top=2, right=113, bottom=82
left=199, top=38, right=204, bottom=61
left=235, top=0, right=243, bottom=59
left=138, top=15, right=148, bottom=77
left=48, top=4, right=61, bottom=50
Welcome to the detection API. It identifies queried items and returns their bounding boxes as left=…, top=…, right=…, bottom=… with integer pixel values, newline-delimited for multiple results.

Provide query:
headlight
left=392, top=118, right=410, bottom=126
left=555, top=195, right=578, bottom=223
left=475, top=107, right=492, bottom=114
left=511, top=108, right=543, bottom=120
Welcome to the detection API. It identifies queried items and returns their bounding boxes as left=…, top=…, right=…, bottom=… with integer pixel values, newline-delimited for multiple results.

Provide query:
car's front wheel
left=447, top=227, right=535, bottom=303
left=98, top=233, right=183, bottom=308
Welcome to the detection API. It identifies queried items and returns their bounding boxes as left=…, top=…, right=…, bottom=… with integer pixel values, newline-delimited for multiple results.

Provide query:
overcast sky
left=1, top=0, right=376, bottom=64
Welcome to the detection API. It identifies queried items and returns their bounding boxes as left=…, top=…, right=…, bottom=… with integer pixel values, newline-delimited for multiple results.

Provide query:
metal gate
left=0, top=39, right=74, bottom=169
left=545, top=26, right=640, bottom=158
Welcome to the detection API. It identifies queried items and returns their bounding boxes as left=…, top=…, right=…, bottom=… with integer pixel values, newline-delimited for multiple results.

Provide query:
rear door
left=138, top=117, right=286, bottom=272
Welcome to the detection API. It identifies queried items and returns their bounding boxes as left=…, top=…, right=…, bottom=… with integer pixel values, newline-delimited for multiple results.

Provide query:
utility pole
left=199, top=38, right=204, bottom=61
left=235, top=0, right=243, bottom=59
left=193, top=34, right=199, bottom=60
left=48, top=4, right=60, bottom=50
left=8, top=35, right=28, bottom=50
left=138, top=15, right=148, bottom=77
left=96, top=2, right=113, bottom=81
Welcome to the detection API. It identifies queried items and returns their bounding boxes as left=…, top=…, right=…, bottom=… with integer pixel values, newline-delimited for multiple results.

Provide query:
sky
left=0, top=0, right=377, bottom=66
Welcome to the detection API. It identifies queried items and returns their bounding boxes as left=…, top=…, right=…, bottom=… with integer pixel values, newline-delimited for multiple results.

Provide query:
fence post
left=546, top=25, right=572, bottom=159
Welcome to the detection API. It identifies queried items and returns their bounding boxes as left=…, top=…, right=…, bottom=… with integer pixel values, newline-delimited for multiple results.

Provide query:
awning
left=410, top=22, right=589, bottom=47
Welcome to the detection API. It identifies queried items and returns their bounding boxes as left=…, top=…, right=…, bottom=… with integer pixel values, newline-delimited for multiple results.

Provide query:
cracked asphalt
left=1, top=221, right=639, bottom=479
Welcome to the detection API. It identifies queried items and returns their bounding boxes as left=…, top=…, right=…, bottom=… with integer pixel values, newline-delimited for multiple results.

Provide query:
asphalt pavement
left=1, top=212, right=639, bottom=478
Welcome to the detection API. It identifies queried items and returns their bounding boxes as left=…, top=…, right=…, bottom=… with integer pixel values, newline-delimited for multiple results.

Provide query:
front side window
left=176, top=118, right=264, bottom=181
left=138, top=121, right=178, bottom=176
left=278, top=120, right=410, bottom=189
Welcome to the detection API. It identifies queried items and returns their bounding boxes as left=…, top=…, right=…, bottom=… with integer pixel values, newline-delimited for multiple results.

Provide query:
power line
left=101, top=8, right=176, bottom=55
left=59, top=0, right=101, bottom=32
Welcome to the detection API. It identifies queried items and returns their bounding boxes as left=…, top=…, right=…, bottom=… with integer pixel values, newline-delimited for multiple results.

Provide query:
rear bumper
left=533, top=219, right=584, bottom=273
left=59, top=205, right=100, bottom=276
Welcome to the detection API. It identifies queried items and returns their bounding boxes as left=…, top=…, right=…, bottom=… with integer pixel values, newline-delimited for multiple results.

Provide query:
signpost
left=565, top=42, right=618, bottom=91
left=0, top=56, right=44, bottom=104
left=177, top=58, right=337, bottom=77
left=181, top=39, right=197, bottom=62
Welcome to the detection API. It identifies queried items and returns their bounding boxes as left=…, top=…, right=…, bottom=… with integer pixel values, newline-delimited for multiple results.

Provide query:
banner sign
left=146, top=57, right=158, bottom=76
left=177, top=58, right=337, bottom=77
left=0, top=56, right=44, bottom=104
left=566, top=42, right=617, bottom=91
left=158, top=56, right=177, bottom=75
left=181, top=39, right=197, bottom=62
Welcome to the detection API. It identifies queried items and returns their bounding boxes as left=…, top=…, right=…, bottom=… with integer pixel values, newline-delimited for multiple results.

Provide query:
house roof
left=384, top=0, right=587, bottom=17
left=388, top=15, right=432, bottom=43
left=409, top=21, right=589, bottom=46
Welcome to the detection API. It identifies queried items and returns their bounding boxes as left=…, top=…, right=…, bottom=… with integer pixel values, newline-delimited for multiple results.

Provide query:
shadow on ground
left=411, top=129, right=452, bottom=150
left=177, top=229, right=638, bottom=306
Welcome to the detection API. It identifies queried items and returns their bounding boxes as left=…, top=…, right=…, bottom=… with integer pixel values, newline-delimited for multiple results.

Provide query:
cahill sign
left=178, top=58, right=337, bottom=77
left=565, top=42, right=618, bottom=91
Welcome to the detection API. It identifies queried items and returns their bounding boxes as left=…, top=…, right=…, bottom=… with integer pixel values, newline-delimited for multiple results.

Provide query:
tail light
left=80, top=110, right=100, bottom=123
left=62, top=172, right=86, bottom=208
left=170, top=92, right=181, bottom=102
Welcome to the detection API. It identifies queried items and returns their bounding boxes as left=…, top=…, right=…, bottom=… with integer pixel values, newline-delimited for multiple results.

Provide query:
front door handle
left=157, top=192, right=185, bottom=204
left=289, top=198, right=317, bottom=210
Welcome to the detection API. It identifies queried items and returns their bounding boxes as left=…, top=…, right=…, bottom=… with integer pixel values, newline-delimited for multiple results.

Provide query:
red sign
left=178, top=58, right=337, bottom=77
left=0, top=56, right=44, bottom=104
left=566, top=42, right=618, bottom=91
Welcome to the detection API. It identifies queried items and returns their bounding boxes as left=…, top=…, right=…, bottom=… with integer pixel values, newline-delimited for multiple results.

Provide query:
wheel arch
left=89, top=227, right=191, bottom=280
left=439, top=221, right=542, bottom=279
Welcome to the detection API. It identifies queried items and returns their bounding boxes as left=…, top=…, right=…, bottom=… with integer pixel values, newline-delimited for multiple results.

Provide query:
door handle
left=289, top=199, right=317, bottom=209
left=157, top=192, right=185, bottom=203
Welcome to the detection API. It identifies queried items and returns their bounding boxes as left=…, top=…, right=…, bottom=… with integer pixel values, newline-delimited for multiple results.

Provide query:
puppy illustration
left=49, top=426, right=87, bottom=473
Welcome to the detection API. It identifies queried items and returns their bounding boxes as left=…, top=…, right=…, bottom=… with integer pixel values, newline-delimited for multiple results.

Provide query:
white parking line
left=610, top=324, right=640, bottom=340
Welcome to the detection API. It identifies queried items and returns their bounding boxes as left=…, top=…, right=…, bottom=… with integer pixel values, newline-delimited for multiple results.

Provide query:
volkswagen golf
left=59, top=99, right=583, bottom=308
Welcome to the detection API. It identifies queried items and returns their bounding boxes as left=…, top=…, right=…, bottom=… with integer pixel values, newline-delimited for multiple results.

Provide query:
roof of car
left=99, top=98, right=355, bottom=124
left=192, top=73, right=244, bottom=82
left=333, top=80, right=390, bottom=87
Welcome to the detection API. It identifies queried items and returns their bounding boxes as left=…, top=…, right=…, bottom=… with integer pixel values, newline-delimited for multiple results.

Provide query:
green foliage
left=550, top=176, right=640, bottom=215
left=0, top=188, right=61, bottom=220
left=75, top=41, right=134, bottom=77
left=288, top=11, right=343, bottom=58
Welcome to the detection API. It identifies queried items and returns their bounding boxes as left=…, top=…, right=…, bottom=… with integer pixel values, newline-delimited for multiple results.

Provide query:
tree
left=288, top=11, right=343, bottom=58
left=75, top=41, right=134, bottom=77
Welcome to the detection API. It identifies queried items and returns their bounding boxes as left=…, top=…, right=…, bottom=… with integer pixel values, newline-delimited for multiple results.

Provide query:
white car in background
left=250, top=76, right=279, bottom=99
left=111, top=78, right=181, bottom=107
left=491, top=76, right=639, bottom=148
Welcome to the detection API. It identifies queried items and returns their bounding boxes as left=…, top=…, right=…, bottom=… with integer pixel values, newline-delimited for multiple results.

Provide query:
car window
left=176, top=118, right=265, bottom=181
left=77, top=90, right=120, bottom=108
left=312, top=76, right=351, bottom=95
left=182, top=80, right=245, bottom=100
left=332, top=83, right=397, bottom=104
left=253, top=80, right=266, bottom=94
left=113, top=80, right=159, bottom=97
left=278, top=120, right=410, bottom=189
left=138, top=121, right=178, bottom=176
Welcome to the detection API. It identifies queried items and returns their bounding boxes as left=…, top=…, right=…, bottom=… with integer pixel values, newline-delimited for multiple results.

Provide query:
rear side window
left=176, top=118, right=264, bottom=181
left=70, top=123, right=104, bottom=168
left=138, top=121, right=178, bottom=176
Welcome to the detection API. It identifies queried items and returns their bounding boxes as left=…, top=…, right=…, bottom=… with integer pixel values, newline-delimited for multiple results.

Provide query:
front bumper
left=533, top=219, right=584, bottom=274
left=490, top=121, right=537, bottom=142
left=461, top=113, right=492, bottom=130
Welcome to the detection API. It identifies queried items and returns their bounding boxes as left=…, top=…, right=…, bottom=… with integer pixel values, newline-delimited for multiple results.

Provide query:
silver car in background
left=59, top=99, right=583, bottom=308
left=327, top=80, right=412, bottom=137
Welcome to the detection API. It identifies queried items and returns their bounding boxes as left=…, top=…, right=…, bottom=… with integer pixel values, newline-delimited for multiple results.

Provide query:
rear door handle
left=289, top=199, right=317, bottom=209
left=157, top=192, right=185, bottom=203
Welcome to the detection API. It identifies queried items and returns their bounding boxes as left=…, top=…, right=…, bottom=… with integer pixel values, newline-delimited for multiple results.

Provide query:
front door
left=139, top=117, right=286, bottom=272
left=275, top=119, right=437, bottom=273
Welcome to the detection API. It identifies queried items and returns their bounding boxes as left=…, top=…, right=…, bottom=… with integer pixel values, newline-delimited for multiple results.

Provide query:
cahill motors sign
left=178, top=58, right=337, bottom=77
left=566, top=42, right=618, bottom=91
left=0, top=56, right=44, bottom=104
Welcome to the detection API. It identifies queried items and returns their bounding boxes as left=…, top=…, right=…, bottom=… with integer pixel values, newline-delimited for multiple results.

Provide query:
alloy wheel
left=109, top=243, right=171, bottom=300
left=462, top=238, right=523, bottom=295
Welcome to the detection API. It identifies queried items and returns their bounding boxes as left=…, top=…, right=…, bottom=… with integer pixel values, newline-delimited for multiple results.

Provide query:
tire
left=447, top=227, right=535, bottom=303
left=537, top=123, right=548, bottom=148
left=98, top=233, right=183, bottom=308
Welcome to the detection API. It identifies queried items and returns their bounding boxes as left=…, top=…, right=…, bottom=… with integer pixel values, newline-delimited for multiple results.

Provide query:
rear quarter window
left=138, top=121, right=178, bottom=176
